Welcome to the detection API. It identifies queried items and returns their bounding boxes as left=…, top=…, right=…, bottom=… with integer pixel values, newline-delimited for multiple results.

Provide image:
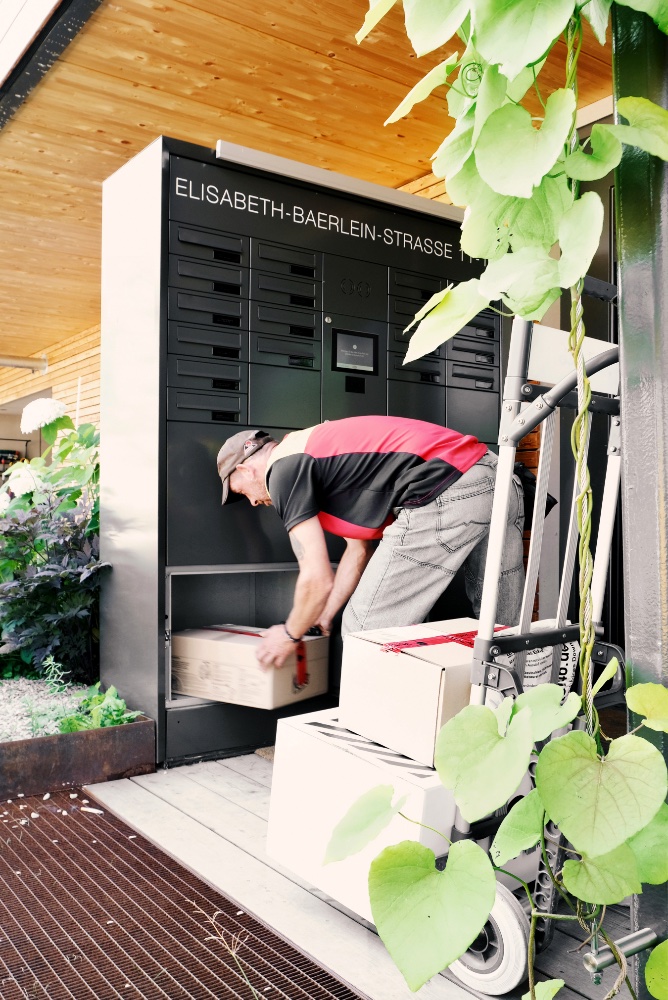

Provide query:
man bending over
left=216, top=416, right=524, bottom=668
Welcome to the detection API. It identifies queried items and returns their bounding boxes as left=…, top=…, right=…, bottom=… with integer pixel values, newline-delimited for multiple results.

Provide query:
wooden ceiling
left=0, top=0, right=612, bottom=359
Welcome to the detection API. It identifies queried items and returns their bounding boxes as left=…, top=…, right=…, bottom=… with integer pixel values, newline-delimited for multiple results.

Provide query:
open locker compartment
left=163, top=565, right=336, bottom=764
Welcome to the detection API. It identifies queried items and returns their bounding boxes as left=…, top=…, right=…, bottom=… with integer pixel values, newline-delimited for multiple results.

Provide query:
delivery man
left=216, top=416, right=524, bottom=668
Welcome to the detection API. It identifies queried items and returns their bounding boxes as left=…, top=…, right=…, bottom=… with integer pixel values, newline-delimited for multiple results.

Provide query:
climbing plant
left=326, top=2, right=668, bottom=999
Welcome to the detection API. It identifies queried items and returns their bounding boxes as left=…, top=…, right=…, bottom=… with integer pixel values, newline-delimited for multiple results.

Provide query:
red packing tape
left=382, top=626, right=504, bottom=654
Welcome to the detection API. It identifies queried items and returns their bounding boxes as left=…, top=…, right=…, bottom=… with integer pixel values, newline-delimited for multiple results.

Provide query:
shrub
left=0, top=408, right=109, bottom=682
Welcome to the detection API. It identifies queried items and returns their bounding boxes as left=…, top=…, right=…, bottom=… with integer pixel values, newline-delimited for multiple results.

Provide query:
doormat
left=0, top=789, right=365, bottom=999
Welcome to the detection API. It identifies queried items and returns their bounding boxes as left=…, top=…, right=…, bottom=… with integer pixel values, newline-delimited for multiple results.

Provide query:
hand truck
left=446, top=314, right=624, bottom=996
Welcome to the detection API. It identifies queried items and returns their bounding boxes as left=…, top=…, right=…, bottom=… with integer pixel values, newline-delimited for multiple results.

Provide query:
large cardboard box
left=338, top=617, right=580, bottom=767
left=171, top=624, right=328, bottom=710
left=266, top=708, right=456, bottom=923
left=338, top=617, right=479, bottom=767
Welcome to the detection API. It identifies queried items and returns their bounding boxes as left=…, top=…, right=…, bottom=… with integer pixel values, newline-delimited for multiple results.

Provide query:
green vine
left=325, top=2, right=668, bottom=998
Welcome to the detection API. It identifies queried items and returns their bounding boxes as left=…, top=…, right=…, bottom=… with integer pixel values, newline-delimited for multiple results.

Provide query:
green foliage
left=512, top=685, right=581, bottom=741
left=0, top=416, right=108, bottom=681
left=435, top=703, right=534, bottom=821
left=324, top=785, right=407, bottom=863
left=561, top=843, right=641, bottom=904
left=522, top=980, right=565, bottom=1000
left=535, top=730, right=667, bottom=857
left=626, top=680, right=668, bottom=731
left=626, top=802, right=668, bottom=883
left=475, top=90, right=575, bottom=198
left=357, top=0, right=668, bottom=345
left=403, top=279, right=489, bottom=360
left=58, top=682, right=141, bottom=733
left=646, top=939, right=668, bottom=1000
left=369, top=840, right=496, bottom=991
left=490, top=788, right=545, bottom=865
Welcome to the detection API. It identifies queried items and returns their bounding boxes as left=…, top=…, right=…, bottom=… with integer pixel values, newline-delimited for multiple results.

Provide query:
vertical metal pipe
left=613, top=8, right=668, bottom=996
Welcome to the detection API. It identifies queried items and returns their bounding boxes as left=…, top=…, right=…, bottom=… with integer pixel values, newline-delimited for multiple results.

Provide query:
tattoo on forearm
left=291, top=536, right=305, bottom=562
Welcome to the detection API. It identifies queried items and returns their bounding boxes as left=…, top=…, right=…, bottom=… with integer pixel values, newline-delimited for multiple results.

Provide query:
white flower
left=6, top=466, right=42, bottom=497
left=20, top=398, right=66, bottom=434
left=0, top=492, right=9, bottom=514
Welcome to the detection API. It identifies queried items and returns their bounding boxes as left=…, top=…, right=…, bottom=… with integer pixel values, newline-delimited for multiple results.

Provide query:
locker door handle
left=453, top=369, right=494, bottom=389
left=419, top=372, right=440, bottom=383
left=454, top=349, right=494, bottom=364
left=288, top=355, right=314, bottom=368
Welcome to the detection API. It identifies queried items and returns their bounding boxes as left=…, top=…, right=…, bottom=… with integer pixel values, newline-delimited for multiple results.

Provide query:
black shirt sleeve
left=266, top=453, right=320, bottom=532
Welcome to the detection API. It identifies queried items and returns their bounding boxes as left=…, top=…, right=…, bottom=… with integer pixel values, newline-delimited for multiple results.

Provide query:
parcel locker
left=101, top=136, right=493, bottom=765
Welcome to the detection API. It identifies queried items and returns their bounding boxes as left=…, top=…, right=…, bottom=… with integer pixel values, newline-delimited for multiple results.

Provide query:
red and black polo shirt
left=265, top=416, right=487, bottom=540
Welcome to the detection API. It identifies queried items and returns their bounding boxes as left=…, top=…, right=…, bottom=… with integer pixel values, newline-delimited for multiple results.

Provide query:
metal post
left=613, top=8, right=668, bottom=996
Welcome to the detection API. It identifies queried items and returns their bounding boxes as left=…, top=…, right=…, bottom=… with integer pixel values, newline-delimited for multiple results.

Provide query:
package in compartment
left=171, top=624, right=328, bottom=710
left=338, top=617, right=480, bottom=767
left=266, top=708, right=455, bottom=923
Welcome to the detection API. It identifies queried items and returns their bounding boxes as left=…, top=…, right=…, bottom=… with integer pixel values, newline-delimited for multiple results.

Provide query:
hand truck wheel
left=447, top=882, right=530, bottom=996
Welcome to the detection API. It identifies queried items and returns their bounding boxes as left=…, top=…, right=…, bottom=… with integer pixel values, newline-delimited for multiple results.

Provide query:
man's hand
left=256, top=624, right=297, bottom=669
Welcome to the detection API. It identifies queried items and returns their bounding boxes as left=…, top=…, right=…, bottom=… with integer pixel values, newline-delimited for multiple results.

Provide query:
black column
left=613, top=8, right=668, bottom=996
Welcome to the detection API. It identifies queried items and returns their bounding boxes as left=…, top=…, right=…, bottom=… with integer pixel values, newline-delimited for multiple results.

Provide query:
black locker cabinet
left=100, top=136, right=495, bottom=765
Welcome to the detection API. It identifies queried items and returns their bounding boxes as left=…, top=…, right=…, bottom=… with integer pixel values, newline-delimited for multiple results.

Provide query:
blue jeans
left=341, top=451, right=525, bottom=635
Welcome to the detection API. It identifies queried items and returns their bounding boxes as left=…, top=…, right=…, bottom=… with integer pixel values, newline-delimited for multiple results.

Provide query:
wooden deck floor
left=85, top=755, right=632, bottom=1000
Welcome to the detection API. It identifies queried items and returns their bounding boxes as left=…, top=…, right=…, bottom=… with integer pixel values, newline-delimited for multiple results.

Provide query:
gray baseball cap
left=216, top=429, right=274, bottom=504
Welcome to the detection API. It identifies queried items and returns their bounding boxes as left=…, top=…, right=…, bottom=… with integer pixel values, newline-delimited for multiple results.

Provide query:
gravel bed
left=0, top=678, right=89, bottom=742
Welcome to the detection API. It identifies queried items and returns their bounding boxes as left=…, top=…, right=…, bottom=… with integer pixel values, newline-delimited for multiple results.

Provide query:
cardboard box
left=338, top=617, right=580, bottom=767
left=266, top=708, right=456, bottom=923
left=338, top=617, right=479, bottom=767
left=171, top=624, right=328, bottom=710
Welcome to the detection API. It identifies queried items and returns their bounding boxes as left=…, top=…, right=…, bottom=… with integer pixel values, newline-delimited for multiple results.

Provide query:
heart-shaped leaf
left=535, top=731, right=668, bottom=857
left=646, top=939, right=668, bottom=1000
left=479, top=246, right=561, bottom=318
left=475, top=89, right=576, bottom=197
left=385, top=52, right=460, bottom=125
left=562, top=843, right=641, bottom=904
left=522, top=980, right=565, bottom=1000
left=461, top=171, right=572, bottom=259
left=356, top=0, right=398, bottom=43
left=404, top=0, right=470, bottom=57
left=404, top=279, right=490, bottom=362
left=626, top=682, right=668, bottom=732
left=627, top=803, right=668, bottom=885
left=490, top=788, right=545, bottom=866
left=324, top=785, right=408, bottom=863
left=564, top=124, right=622, bottom=181
left=582, top=0, right=612, bottom=43
left=558, top=191, right=605, bottom=289
left=369, top=840, right=496, bottom=991
left=435, top=704, right=534, bottom=821
left=603, top=96, right=668, bottom=161
left=514, top=685, right=582, bottom=742
left=473, top=0, right=575, bottom=81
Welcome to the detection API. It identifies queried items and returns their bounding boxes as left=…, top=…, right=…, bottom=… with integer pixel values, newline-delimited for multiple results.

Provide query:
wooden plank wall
left=0, top=325, right=101, bottom=426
